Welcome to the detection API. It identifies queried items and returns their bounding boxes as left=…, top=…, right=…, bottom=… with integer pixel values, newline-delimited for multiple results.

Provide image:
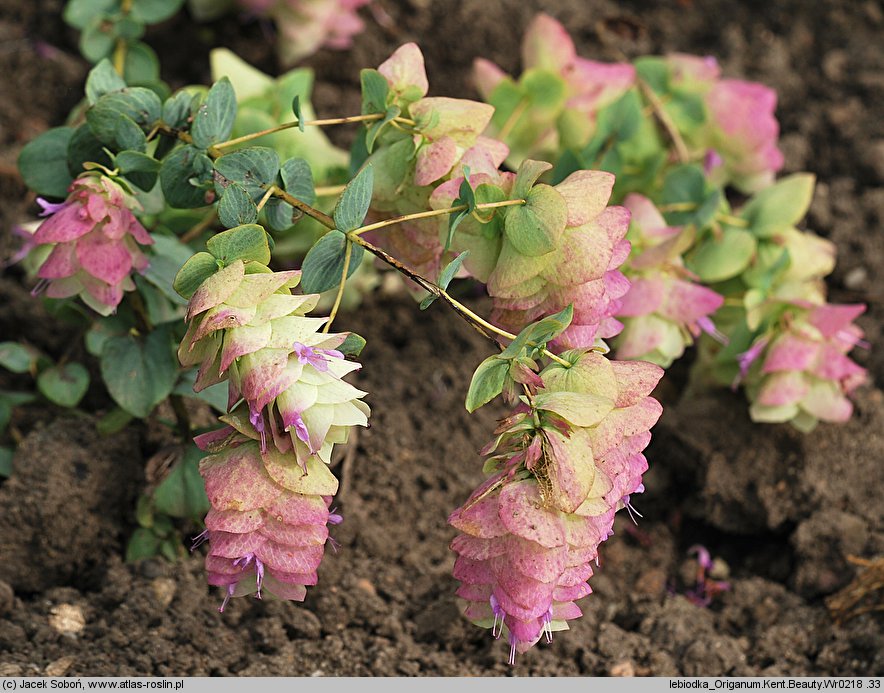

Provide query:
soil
left=1, top=0, right=882, bottom=678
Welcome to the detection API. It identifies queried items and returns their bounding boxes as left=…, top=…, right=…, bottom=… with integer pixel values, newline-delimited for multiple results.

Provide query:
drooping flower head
left=194, top=413, right=343, bottom=607
left=177, top=245, right=370, bottom=609
left=177, top=261, right=369, bottom=465
left=450, top=350, right=663, bottom=660
left=29, top=174, right=153, bottom=316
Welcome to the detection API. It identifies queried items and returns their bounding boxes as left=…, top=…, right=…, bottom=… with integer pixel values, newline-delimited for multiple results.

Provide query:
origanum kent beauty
left=10, top=1, right=867, bottom=664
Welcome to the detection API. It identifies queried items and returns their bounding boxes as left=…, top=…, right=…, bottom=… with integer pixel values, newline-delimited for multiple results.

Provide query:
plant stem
left=349, top=199, right=525, bottom=237
left=717, top=213, right=749, bottom=228
left=180, top=209, right=218, bottom=243
left=637, top=77, right=690, bottom=164
left=270, top=186, right=336, bottom=229
left=657, top=201, right=698, bottom=213
left=323, top=240, right=353, bottom=333
left=112, top=0, right=133, bottom=76
left=255, top=187, right=275, bottom=213
left=346, top=232, right=571, bottom=367
left=314, top=184, right=347, bottom=197
left=212, top=113, right=415, bottom=152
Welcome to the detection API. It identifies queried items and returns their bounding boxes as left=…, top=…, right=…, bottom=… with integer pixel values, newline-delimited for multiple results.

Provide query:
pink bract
left=31, top=175, right=153, bottom=316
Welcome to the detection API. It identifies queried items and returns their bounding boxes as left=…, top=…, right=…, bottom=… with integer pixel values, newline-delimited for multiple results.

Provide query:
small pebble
left=48, top=604, right=86, bottom=635
left=151, top=577, right=177, bottom=610
left=45, top=656, right=76, bottom=676
left=610, top=660, right=636, bottom=677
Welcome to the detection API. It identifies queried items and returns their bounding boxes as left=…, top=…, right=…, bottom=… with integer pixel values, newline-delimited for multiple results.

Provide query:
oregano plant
left=6, top=5, right=868, bottom=663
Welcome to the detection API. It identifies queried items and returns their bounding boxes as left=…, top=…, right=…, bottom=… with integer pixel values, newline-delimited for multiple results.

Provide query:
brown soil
left=1, top=0, right=882, bottom=678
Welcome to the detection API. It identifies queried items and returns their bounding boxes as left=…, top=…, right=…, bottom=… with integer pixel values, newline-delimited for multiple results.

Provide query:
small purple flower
left=190, top=529, right=209, bottom=552
left=697, top=315, right=729, bottom=345
left=293, top=342, right=344, bottom=372
left=35, top=197, right=67, bottom=217
left=703, top=149, right=724, bottom=175
left=219, top=583, right=236, bottom=613
left=490, top=594, right=504, bottom=639
left=733, top=337, right=769, bottom=389
left=233, top=553, right=265, bottom=598
left=248, top=404, right=267, bottom=452
left=328, top=507, right=343, bottom=525
left=688, top=544, right=713, bottom=571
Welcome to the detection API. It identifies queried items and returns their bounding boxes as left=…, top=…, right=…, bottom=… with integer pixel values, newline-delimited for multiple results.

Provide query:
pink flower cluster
left=450, top=351, right=663, bottom=660
left=237, top=0, right=370, bottom=65
left=744, top=302, right=867, bottom=429
left=473, top=13, right=635, bottom=166
left=666, top=53, right=784, bottom=192
left=195, top=418, right=342, bottom=607
left=615, top=194, right=724, bottom=366
left=473, top=13, right=784, bottom=193
left=179, top=259, right=369, bottom=607
left=30, top=175, right=153, bottom=316
left=434, top=165, right=632, bottom=350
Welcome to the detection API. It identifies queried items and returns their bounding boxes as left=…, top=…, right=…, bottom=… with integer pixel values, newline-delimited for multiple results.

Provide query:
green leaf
left=0, top=447, right=12, bottom=478
left=160, top=145, right=211, bottom=208
left=263, top=198, right=296, bottom=232
left=79, top=16, right=116, bottom=62
left=522, top=69, right=567, bottom=113
left=501, top=305, right=574, bottom=358
left=333, top=165, right=373, bottom=232
left=140, top=236, right=190, bottom=305
left=115, top=150, right=160, bottom=174
left=300, top=231, right=364, bottom=294
left=420, top=251, right=468, bottom=310
left=740, top=173, right=815, bottom=237
left=191, top=77, right=237, bottom=149
left=214, top=146, right=280, bottom=201
left=279, top=157, right=315, bottom=204
left=122, top=41, right=161, bottom=85
left=365, top=104, right=401, bottom=153
left=444, top=167, right=477, bottom=251
left=338, top=332, right=367, bottom=357
left=174, top=372, right=228, bottom=412
left=67, top=123, right=113, bottom=176
left=100, top=327, right=178, bottom=418
left=126, top=527, right=161, bottom=562
left=360, top=68, right=390, bottom=114
left=130, top=0, right=184, bottom=23
left=687, top=227, right=757, bottom=283
left=512, top=159, right=553, bottom=199
left=97, top=407, right=134, bottom=436
left=533, top=391, right=613, bottom=427
left=153, top=444, right=209, bottom=520
left=635, top=57, right=669, bottom=93
left=173, top=251, right=219, bottom=299
left=85, top=316, right=130, bottom=357
left=86, top=59, right=127, bottom=104
left=0, top=342, right=39, bottom=374
left=217, top=182, right=258, bottom=228
left=465, top=356, right=509, bottom=412
left=161, top=90, right=193, bottom=129
left=503, top=184, right=565, bottom=257
left=37, top=363, right=90, bottom=408
left=64, top=0, right=118, bottom=29
left=582, top=90, right=644, bottom=162
left=206, top=224, right=270, bottom=265
left=291, top=94, right=305, bottom=132
left=87, top=87, right=163, bottom=136
left=18, top=127, right=74, bottom=198
left=661, top=164, right=720, bottom=228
